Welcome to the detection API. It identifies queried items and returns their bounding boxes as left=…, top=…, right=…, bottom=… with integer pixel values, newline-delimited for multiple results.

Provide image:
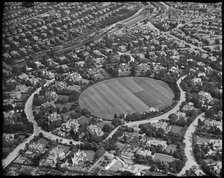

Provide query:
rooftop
left=153, top=153, right=177, bottom=163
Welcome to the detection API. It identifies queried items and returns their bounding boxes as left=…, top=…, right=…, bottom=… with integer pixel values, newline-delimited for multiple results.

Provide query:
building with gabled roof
left=118, top=63, right=131, bottom=77
left=71, top=149, right=88, bottom=165
left=88, top=124, right=104, bottom=136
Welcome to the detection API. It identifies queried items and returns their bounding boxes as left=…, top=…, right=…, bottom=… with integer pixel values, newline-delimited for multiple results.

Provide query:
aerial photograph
left=2, top=2, right=222, bottom=176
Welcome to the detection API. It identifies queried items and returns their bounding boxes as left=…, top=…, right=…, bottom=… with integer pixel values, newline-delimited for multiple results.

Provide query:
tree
left=3, top=104, right=14, bottom=112
left=111, top=118, right=122, bottom=127
left=177, top=116, right=187, bottom=127
left=81, top=108, right=91, bottom=116
left=102, top=124, right=114, bottom=133
left=120, top=171, right=135, bottom=176
left=139, top=124, right=148, bottom=133
left=150, top=164, right=157, bottom=172
left=205, top=107, right=216, bottom=119
left=73, top=132, right=80, bottom=141
left=145, top=51, right=150, bottom=59
left=186, top=117, right=194, bottom=126
left=155, top=144, right=164, bottom=153
left=69, top=111, right=79, bottom=120
left=19, top=149, right=24, bottom=155
left=201, top=161, right=216, bottom=177
left=79, top=123, right=88, bottom=133
left=39, top=89, right=45, bottom=96
left=94, top=147, right=105, bottom=161
left=198, top=118, right=204, bottom=126
left=130, top=61, right=137, bottom=76
left=62, top=106, right=68, bottom=113
left=156, top=128, right=165, bottom=138
left=168, top=113, right=178, bottom=123
left=186, top=109, right=198, bottom=118
left=39, top=133, right=43, bottom=138
left=31, top=154, right=42, bottom=166
left=174, top=159, right=185, bottom=172
left=163, top=165, right=168, bottom=174
left=151, top=146, right=156, bottom=155
left=173, top=150, right=182, bottom=159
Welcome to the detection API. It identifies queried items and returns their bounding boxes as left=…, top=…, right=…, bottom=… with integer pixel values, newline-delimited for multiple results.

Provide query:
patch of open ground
left=79, top=77, right=174, bottom=120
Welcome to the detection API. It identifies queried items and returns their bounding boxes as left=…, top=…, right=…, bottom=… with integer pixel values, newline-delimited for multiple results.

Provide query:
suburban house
left=141, top=136, right=167, bottom=148
left=182, top=102, right=194, bottom=112
left=42, top=69, right=55, bottom=79
left=208, top=139, right=222, bottom=151
left=48, top=112, right=62, bottom=123
left=118, top=63, right=131, bottom=77
left=45, top=91, right=58, bottom=102
left=151, top=121, right=168, bottom=130
left=47, top=147, right=66, bottom=165
left=54, top=81, right=67, bottom=90
left=198, top=91, right=213, bottom=103
left=204, top=118, right=222, bottom=131
left=29, top=142, right=45, bottom=153
left=71, top=149, right=88, bottom=165
left=135, top=63, right=151, bottom=76
left=136, top=148, right=152, bottom=157
left=3, top=133, right=15, bottom=143
left=93, top=57, right=105, bottom=68
left=65, top=72, right=83, bottom=83
left=75, top=60, right=85, bottom=67
left=118, top=45, right=127, bottom=53
left=192, top=77, right=202, bottom=85
left=61, top=119, right=80, bottom=133
left=88, top=124, right=104, bottom=136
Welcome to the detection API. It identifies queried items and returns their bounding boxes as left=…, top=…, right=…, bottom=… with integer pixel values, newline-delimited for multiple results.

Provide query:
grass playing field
left=79, top=77, right=174, bottom=120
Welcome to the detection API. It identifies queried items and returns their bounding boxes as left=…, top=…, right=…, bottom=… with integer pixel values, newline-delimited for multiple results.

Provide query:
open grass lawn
left=169, top=125, right=183, bottom=134
left=36, top=138, right=49, bottom=147
left=165, top=144, right=177, bottom=153
left=77, top=116, right=91, bottom=125
left=95, top=121, right=113, bottom=129
left=108, top=160, right=123, bottom=172
left=57, top=95, right=69, bottom=102
left=83, top=150, right=95, bottom=162
left=153, top=153, right=177, bottom=163
left=196, top=136, right=211, bottom=145
left=57, top=144, right=70, bottom=154
left=79, top=77, right=174, bottom=120
left=13, top=155, right=28, bottom=164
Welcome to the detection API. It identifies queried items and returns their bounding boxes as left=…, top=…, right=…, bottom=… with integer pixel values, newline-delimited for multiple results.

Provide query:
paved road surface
left=2, top=78, right=81, bottom=169
left=104, top=75, right=187, bottom=141
left=178, top=113, right=205, bottom=176
left=2, top=79, right=54, bottom=169
left=165, top=33, right=207, bottom=53
left=159, top=2, right=169, bottom=10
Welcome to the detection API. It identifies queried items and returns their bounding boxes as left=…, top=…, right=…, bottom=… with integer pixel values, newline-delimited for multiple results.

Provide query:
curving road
left=104, top=74, right=206, bottom=176
left=178, top=113, right=205, bottom=176
left=2, top=78, right=81, bottom=169
left=104, top=75, right=187, bottom=141
left=2, top=6, right=157, bottom=170
left=2, top=80, right=47, bottom=169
